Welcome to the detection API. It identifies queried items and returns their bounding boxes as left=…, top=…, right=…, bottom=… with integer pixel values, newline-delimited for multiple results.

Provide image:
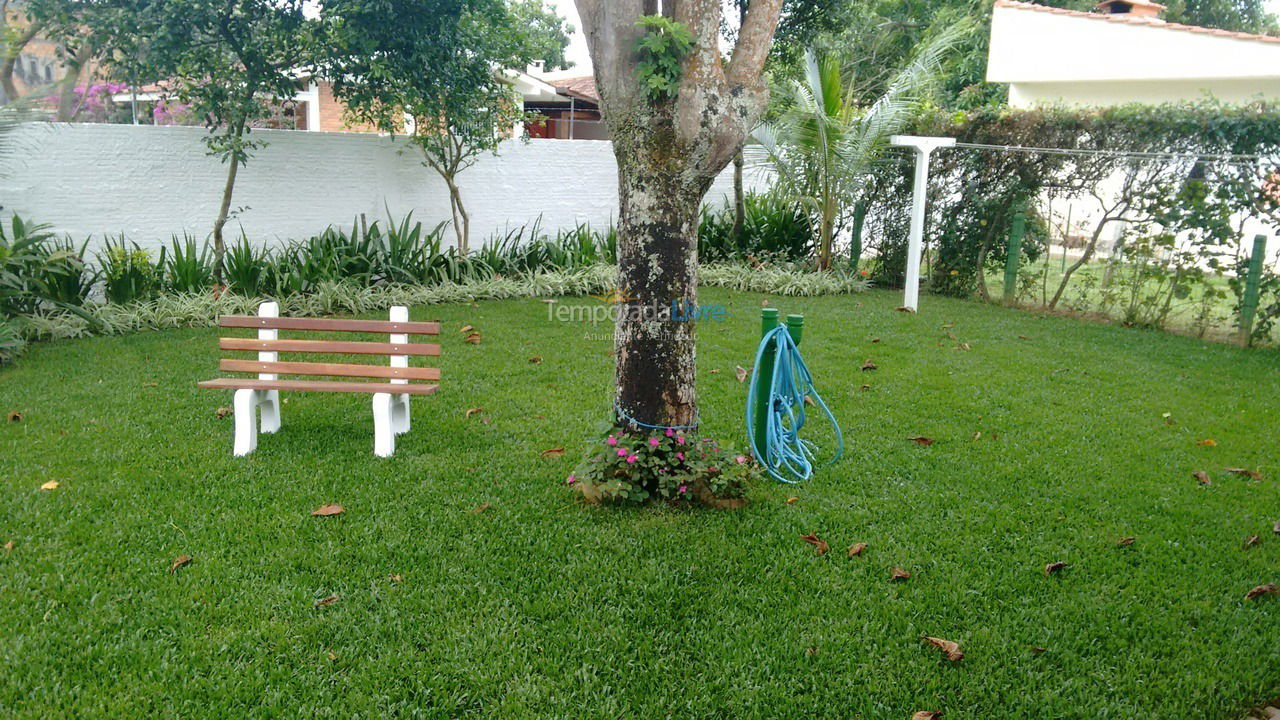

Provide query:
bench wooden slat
left=198, top=378, right=439, bottom=395
left=220, top=338, right=441, bottom=356
left=219, top=359, right=441, bottom=381
left=219, top=315, right=441, bottom=335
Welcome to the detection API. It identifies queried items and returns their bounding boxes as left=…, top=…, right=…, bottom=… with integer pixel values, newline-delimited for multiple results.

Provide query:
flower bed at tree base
left=567, top=423, right=755, bottom=509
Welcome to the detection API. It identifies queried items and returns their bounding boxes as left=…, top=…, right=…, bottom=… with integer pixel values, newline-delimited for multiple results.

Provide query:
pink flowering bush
left=569, top=423, right=757, bottom=506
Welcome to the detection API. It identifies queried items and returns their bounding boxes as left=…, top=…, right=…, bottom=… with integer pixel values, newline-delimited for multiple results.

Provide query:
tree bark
left=212, top=149, right=241, bottom=284
left=731, top=150, right=744, bottom=241
left=0, top=22, right=40, bottom=104
left=56, top=43, right=95, bottom=122
left=444, top=174, right=470, bottom=254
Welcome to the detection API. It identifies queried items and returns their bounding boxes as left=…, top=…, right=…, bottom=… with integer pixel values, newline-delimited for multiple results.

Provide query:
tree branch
left=726, top=0, right=780, bottom=85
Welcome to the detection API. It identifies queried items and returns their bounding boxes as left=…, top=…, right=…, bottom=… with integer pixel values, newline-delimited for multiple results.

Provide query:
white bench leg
left=233, top=388, right=259, bottom=456
left=392, top=394, right=410, bottom=435
left=373, top=392, right=395, bottom=457
left=260, top=389, right=281, bottom=433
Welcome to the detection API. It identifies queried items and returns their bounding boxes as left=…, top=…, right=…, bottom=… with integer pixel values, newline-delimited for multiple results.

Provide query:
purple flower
left=648, top=437, right=660, bottom=447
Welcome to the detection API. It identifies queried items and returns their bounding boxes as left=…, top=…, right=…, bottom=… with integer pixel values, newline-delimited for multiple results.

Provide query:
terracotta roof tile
left=550, top=76, right=599, bottom=104
left=995, top=0, right=1280, bottom=44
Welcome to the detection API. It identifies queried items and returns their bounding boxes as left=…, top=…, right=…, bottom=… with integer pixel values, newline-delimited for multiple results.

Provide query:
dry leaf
left=805, top=646, right=819, bottom=657
left=1044, top=561, right=1068, bottom=577
left=215, top=407, right=232, bottom=419
left=894, top=306, right=916, bottom=313
left=870, top=337, right=881, bottom=343
left=467, top=502, right=491, bottom=514
left=1273, top=519, right=1280, bottom=535
left=1029, top=645, right=1047, bottom=654
left=1117, top=537, right=1135, bottom=547
left=311, top=504, right=344, bottom=517
left=1245, top=583, right=1279, bottom=600
left=142, top=382, right=158, bottom=387
left=7, top=410, right=23, bottom=422
left=804, top=395, right=816, bottom=407
left=786, top=496, right=799, bottom=504
left=709, top=369, right=722, bottom=374
left=465, top=408, right=483, bottom=419
left=907, top=436, right=934, bottom=447
left=1244, top=535, right=1261, bottom=550
left=540, top=447, right=565, bottom=458
left=314, top=595, right=339, bottom=608
left=528, top=356, right=542, bottom=364
left=861, top=359, right=877, bottom=371
left=39, top=480, right=59, bottom=491
left=955, top=343, right=972, bottom=351
left=912, top=713, right=942, bottom=720
left=848, top=542, right=867, bottom=557
left=859, top=384, right=871, bottom=391
left=891, top=567, right=911, bottom=581
left=735, top=365, right=749, bottom=383
left=1196, top=438, right=1217, bottom=448
left=1193, top=471, right=1212, bottom=485
left=3, top=540, right=14, bottom=552
left=800, top=533, right=829, bottom=555
left=940, top=323, right=954, bottom=329
left=459, top=325, right=474, bottom=333
left=1017, top=335, right=1032, bottom=341
left=1225, top=467, right=1263, bottom=480
left=924, top=636, right=964, bottom=662
left=169, top=554, right=192, bottom=574
left=327, top=652, right=337, bottom=661
left=464, top=332, right=482, bottom=345
left=389, top=573, right=403, bottom=583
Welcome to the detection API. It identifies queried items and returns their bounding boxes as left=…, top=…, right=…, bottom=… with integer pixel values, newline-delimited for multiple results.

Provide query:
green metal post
left=751, top=308, right=780, bottom=460
left=1003, top=205, right=1027, bottom=305
left=1239, top=234, right=1268, bottom=346
left=849, top=200, right=867, bottom=272
left=786, top=314, right=804, bottom=345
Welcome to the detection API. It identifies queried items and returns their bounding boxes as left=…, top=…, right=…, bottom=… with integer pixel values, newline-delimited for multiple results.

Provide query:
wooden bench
left=199, top=302, right=441, bottom=457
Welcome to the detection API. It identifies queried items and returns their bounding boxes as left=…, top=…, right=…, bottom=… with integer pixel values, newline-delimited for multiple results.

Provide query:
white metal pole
left=904, top=147, right=930, bottom=312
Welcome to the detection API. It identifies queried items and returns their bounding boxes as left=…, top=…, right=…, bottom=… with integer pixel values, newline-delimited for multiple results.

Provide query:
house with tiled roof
left=510, top=66, right=607, bottom=140
left=987, top=0, right=1280, bottom=107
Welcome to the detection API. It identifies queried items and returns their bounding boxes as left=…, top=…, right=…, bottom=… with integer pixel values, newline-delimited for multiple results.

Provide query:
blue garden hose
left=745, top=325, right=843, bottom=484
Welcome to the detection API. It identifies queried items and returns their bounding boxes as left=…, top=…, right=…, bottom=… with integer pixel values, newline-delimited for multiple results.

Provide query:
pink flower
left=736, top=455, right=748, bottom=464
left=606, top=436, right=618, bottom=446
left=665, top=428, right=674, bottom=437
left=617, top=448, right=628, bottom=457
left=626, top=455, right=637, bottom=464
left=678, top=485, right=688, bottom=494
left=566, top=474, right=576, bottom=484
left=648, top=437, right=660, bottom=447
left=676, top=452, right=684, bottom=461
left=676, top=436, right=686, bottom=445
left=658, top=467, right=667, bottom=474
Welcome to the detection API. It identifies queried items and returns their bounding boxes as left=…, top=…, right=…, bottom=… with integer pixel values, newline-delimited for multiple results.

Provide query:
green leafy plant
left=98, top=237, right=161, bottom=304
left=0, top=316, right=24, bottom=364
left=162, top=233, right=215, bottom=293
left=634, top=15, right=694, bottom=103
left=699, top=193, right=814, bottom=263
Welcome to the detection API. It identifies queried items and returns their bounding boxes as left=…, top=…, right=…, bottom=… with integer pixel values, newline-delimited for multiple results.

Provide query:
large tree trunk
left=577, top=0, right=781, bottom=432
left=444, top=174, right=470, bottom=254
left=731, top=150, right=745, bottom=240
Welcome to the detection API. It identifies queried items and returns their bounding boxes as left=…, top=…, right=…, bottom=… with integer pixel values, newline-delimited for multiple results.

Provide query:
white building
left=987, top=0, right=1280, bottom=107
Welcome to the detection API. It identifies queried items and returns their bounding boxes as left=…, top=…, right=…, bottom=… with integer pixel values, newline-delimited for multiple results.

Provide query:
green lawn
left=3, top=287, right=1279, bottom=718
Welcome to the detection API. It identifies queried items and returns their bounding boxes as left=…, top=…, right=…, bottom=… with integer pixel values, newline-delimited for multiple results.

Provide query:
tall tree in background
left=319, top=0, right=571, bottom=253
left=98, top=0, right=312, bottom=280
left=574, top=0, right=782, bottom=431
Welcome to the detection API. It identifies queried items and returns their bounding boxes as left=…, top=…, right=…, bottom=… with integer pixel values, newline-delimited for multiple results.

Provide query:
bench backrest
left=218, top=302, right=441, bottom=385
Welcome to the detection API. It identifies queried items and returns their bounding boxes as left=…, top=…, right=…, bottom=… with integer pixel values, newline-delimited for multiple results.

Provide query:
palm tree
left=751, top=23, right=966, bottom=270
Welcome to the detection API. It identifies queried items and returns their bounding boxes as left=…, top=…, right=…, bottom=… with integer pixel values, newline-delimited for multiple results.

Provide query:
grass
left=2, top=286, right=1279, bottom=718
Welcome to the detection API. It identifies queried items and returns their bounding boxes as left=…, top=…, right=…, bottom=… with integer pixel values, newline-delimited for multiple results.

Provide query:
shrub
left=0, top=316, right=24, bottom=365
left=162, top=234, right=215, bottom=293
left=98, top=237, right=161, bottom=304
left=699, top=193, right=813, bottom=263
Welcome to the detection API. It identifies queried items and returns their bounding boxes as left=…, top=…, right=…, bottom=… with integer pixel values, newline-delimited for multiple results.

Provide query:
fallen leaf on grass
left=735, top=365, right=749, bottom=383
left=389, top=573, right=403, bottom=583
left=786, top=496, right=799, bottom=504
left=1044, top=562, right=1068, bottom=577
left=1193, top=471, right=1212, bottom=485
left=459, top=325, right=474, bottom=334
left=940, top=323, right=953, bottom=329
left=848, top=542, right=867, bottom=557
left=467, top=502, right=491, bottom=514
left=870, top=337, right=881, bottom=343
left=907, top=436, right=934, bottom=447
left=1017, top=335, right=1032, bottom=341
left=540, top=447, right=565, bottom=458
left=1273, top=519, right=1280, bottom=535
left=527, top=356, right=542, bottom=364
left=1244, top=535, right=1261, bottom=550
left=311, top=504, right=344, bottom=517
left=954, top=343, right=972, bottom=351
left=327, top=652, right=337, bottom=661
left=5, top=410, right=21, bottom=422
left=464, top=408, right=484, bottom=419
left=314, top=595, right=339, bottom=608
left=804, top=395, right=816, bottom=407
left=800, top=533, right=829, bottom=555
left=1029, top=645, right=1047, bottom=654
left=169, top=554, right=192, bottom=574
left=1117, top=537, right=1136, bottom=547
left=805, top=646, right=819, bottom=657
left=709, top=369, right=721, bottom=374
left=912, top=712, right=942, bottom=720
left=1196, top=438, right=1217, bottom=448
left=859, top=384, right=871, bottom=392
left=861, top=359, right=877, bottom=371
left=924, top=636, right=964, bottom=662
left=1225, top=467, right=1263, bottom=480
left=1245, top=583, right=1279, bottom=600
left=215, top=407, right=232, bottom=419
left=894, top=306, right=916, bottom=313
left=891, top=567, right=911, bottom=581
left=463, top=332, right=482, bottom=345
left=142, top=382, right=158, bottom=387
left=39, top=480, right=59, bottom=491
left=3, top=540, right=14, bottom=552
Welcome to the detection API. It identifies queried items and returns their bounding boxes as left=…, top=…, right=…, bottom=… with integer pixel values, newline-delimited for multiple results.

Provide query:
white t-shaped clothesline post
left=889, top=135, right=956, bottom=312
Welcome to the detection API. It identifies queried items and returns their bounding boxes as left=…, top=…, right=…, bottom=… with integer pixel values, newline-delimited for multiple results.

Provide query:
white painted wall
left=0, top=123, right=741, bottom=253
left=988, top=1, right=1280, bottom=108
